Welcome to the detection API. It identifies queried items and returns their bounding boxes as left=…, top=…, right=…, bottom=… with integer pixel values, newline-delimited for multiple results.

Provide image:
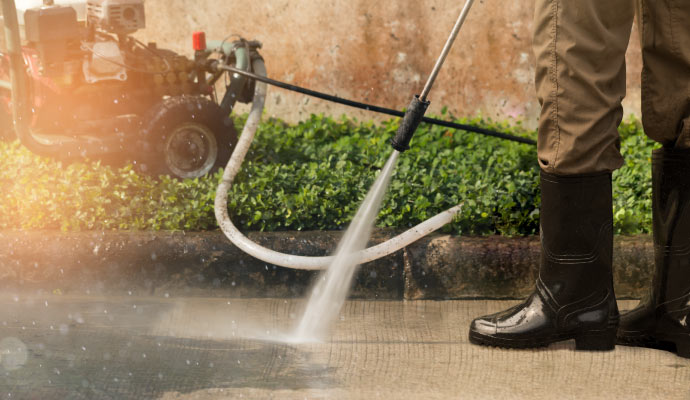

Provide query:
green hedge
left=0, top=113, right=656, bottom=234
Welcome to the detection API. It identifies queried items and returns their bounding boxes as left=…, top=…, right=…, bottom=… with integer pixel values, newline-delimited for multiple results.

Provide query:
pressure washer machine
left=0, top=0, right=261, bottom=179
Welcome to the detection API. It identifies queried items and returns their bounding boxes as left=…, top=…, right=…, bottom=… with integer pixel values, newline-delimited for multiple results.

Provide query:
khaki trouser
left=534, top=0, right=690, bottom=175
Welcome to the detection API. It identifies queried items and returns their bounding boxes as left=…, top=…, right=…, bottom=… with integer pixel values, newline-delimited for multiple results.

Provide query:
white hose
left=214, top=58, right=462, bottom=270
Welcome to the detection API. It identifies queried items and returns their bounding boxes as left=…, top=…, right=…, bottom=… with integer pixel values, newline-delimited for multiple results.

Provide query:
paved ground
left=0, top=293, right=688, bottom=400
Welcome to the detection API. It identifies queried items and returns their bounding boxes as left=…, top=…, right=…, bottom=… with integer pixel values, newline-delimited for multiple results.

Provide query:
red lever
left=192, top=31, right=207, bottom=51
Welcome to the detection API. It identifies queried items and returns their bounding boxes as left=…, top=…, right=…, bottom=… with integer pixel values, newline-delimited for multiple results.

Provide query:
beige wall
left=139, top=0, right=643, bottom=128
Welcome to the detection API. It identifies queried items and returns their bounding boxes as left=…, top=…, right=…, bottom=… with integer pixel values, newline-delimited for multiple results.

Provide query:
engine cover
left=86, top=0, right=145, bottom=34
left=24, top=5, right=80, bottom=65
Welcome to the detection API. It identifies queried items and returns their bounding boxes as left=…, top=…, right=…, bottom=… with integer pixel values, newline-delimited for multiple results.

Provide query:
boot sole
left=469, top=329, right=616, bottom=351
left=617, top=332, right=690, bottom=359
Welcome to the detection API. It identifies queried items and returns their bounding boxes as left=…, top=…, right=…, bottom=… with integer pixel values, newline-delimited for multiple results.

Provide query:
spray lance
left=214, top=0, right=477, bottom=270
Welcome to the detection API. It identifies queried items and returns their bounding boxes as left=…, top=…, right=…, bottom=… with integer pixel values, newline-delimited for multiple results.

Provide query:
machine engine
left=14, top=0, right=200, bottom=132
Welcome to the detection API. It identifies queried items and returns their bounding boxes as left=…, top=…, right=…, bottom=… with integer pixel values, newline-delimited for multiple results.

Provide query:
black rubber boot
left=469, top=171, right=619, bottom=350
left=617, top=148, right=690, bottom=359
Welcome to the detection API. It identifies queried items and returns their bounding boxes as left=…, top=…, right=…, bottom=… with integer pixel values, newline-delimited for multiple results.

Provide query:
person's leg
left=535, top=0, right=633, bottom=175
left=617, top=0, right=690, bottom=359
left=634, top=0, right=690, bottom=148
left=469, top=0, right=634, bottom=349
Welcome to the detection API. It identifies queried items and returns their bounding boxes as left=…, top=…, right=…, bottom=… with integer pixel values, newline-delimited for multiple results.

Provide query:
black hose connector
left=391, top=95, right=430, bottom=152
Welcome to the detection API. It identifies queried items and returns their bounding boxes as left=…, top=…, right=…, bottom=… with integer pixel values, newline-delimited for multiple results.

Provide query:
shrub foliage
left=0, top=114, right=655, bottom=234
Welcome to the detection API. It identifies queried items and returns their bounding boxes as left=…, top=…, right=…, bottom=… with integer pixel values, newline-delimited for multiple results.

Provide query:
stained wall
left=139, top=0, right=643, bottom=128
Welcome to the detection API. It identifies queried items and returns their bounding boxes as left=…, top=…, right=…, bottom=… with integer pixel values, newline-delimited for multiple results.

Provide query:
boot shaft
left=651, top=148, right=690, bottom=304
left=539, top=171, right=614, bottom=306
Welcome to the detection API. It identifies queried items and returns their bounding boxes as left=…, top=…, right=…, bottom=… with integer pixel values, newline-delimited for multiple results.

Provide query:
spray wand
left=391, top=0, right=476, bottom=152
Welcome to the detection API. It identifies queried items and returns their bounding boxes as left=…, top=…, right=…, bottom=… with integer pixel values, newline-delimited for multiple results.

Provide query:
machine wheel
left=142, top=95, right=237, bottom=179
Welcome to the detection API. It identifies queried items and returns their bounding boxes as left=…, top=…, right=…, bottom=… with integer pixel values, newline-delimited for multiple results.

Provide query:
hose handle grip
left=391, top=95, right=430, bottom=152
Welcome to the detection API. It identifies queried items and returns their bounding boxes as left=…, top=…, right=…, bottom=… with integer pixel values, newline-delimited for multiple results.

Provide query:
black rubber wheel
left=142, top=95, right=237, bottom=179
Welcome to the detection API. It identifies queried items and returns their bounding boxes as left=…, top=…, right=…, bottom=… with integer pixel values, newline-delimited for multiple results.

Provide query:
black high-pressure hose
left=216, top=64, right=536, bottom=146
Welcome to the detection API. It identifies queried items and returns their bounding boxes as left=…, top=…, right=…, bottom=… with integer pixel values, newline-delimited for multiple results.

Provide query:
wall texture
left=139, top=0, right=643, bottom=128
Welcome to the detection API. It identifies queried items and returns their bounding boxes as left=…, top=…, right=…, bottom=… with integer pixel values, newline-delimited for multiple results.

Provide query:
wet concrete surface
left=0, top=294, right=688, bottom=400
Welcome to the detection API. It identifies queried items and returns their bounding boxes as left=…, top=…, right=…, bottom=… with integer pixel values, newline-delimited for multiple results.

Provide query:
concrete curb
left=0, top=231, right=653, bottom=299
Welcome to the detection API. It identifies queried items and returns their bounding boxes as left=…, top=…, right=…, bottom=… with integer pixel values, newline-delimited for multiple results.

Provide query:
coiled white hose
left=214, top=58, right=462, bottom=270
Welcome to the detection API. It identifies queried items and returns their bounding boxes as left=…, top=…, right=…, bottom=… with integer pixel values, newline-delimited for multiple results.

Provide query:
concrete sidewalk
left=0, top=294, right=687, bottom=399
